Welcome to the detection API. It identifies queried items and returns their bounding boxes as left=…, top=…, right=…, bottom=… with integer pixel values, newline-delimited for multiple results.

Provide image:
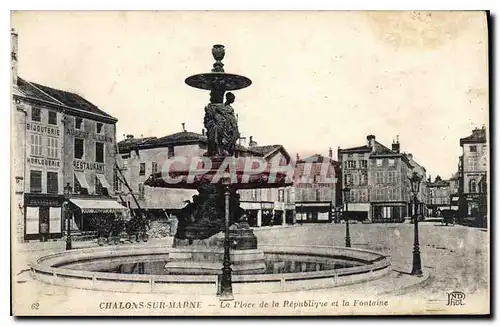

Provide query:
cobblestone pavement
left=254, top=222, right=489, bottom=298
left=12, top=222, right=489, bottom=315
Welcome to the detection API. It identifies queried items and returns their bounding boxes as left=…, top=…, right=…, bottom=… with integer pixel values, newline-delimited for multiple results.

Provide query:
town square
left=10, top=11, right=489, bottom=316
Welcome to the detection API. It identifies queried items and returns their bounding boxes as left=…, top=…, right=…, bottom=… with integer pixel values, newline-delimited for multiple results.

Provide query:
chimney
left=366, top=135, right=376, bottom=152
left=249, top=136, right=257, bottom=147
left=202, top=129, right=205, bottom=136
left=11, top=28, right=18, bottom=85
left=407, top=153, right=413, bottom=161
left=328, top=147, right=333, bottom=158
left=392, top=136, right=400, bottom=153
left=181, top=122, right=186, bottom=132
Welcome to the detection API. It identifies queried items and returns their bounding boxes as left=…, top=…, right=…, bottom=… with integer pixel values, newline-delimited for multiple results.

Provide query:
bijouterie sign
left=26, top=122, right=61, bottom=136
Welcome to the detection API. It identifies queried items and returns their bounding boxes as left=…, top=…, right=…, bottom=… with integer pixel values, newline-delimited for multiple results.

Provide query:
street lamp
left=342, top=187, right=351, bottom=247
left=219, top=178, right=234, bottom=301
left=408, top=172, right=423, bottom=276
left=64, top=182, right=73, bottom=250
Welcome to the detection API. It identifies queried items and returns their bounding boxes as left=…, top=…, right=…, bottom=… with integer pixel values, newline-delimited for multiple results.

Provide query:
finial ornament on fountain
left=211, top=44, right=225, bottom=72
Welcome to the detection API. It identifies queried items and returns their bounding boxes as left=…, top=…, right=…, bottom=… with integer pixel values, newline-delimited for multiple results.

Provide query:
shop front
left=24, top=193, right=65, bottom=241
left=295, top=202, right=333, bottom=223
left=69, top=197, right=128, bottom=233
left=371, top=202, right=407, bottom=223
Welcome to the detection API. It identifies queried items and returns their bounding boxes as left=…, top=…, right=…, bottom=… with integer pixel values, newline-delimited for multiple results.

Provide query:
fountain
left=29, top=45, right=392, bottom=297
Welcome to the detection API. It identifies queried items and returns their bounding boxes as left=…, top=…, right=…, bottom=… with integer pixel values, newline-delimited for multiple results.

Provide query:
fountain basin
left=30, top=244, right=391, bottom=294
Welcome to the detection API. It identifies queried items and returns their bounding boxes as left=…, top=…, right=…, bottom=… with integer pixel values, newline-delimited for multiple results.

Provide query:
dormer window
left=75, top=117, right=83, bottom=129
left=96, top=122, right=103, bottom=134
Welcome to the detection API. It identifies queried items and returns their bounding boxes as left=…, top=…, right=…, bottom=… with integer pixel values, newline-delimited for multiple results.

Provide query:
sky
left=11, top=11, right=489, bottom=179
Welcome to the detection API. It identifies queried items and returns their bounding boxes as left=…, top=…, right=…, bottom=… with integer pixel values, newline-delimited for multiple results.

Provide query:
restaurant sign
left=73, top=160, right=105, bottom=173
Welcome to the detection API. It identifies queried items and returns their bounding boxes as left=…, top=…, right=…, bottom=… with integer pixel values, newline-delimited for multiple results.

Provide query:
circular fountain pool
left=30, top=244, right=391, bottom=294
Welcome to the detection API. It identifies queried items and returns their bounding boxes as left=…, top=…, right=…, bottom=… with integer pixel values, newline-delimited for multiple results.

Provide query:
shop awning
left=74, top=172, right=90, bottom=189
left=96, top=173, right=111, bottom=189
left=70, top=198, right=127, bottom=214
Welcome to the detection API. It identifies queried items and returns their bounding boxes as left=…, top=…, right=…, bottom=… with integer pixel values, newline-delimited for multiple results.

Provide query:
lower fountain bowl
left=29, top=244, right=391, bottom=294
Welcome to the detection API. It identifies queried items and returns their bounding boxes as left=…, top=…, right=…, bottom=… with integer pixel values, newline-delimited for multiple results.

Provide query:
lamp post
left=342, top=187, right=351, bottom=247
left=408, top=172, right=423, bottom=277
left=64, top=182, right=73, bottom=250
left=219, top=179, right=234, bottom=301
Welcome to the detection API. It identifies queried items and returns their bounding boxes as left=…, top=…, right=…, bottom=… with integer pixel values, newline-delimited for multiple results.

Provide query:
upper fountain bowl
left=185, top=73, right=252, bottom=91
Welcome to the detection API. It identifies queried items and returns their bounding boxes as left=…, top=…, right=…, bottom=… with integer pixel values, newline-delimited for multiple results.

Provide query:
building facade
left=12, top=29, right=122, bottom=242
left=238, top=143, right=296, bottom=227
left=458, top=127, right=488, bottom=221
left=293, top=151, right=341, bottom=223
left=117, top=132, right=296, bottom=227
left=426, top=176, right=451, bottom=216
left=338, top=135, right=426, bottom=223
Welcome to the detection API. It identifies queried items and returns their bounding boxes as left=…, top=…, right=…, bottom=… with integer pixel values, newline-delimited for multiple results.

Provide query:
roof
left=338, top=144, right=372, bottom=153
left=339, top=140, right=399, bottom=157
left=249, top=145, right=282, bottom=157
left=15, top=77, right=117, bottom=121
left=298, top=154, right=339, bottom=165
left=117, top=131, right=266, bottom=156
left=460, top=127, right=487, bottom=145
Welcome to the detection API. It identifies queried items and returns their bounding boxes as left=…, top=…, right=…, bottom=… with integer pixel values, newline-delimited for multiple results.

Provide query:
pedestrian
left=437, top=209, right=443, bottom=225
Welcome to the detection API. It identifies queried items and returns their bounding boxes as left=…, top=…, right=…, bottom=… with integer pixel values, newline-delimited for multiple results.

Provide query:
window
left=74, top=138, right=84, bottom=159
left=48, top=111, right=57, bottom=125
left=469, top=179, right=477, bottom=193
left=344, top=174, right=352, bottom=185
left=388, top=188, right=397, bottom=200
left=30, top=134, right=43, bottom=156
left=350, top=190, right=357, bottom=202
left=376, top=188, right=385, bottom=200
left=96, top=122, right=103, bottom=134
left=122, top=158, right=129, bottom=170
left=47, top=137, right=58, bottom=158
left=359, top=160, right=368, bottom=169
left=152, top=162, right=158, bottom=174
left=468, top=158, right=478, bottom=171
left=388, top=159, right=395, bottom=166
left=387, top=171, right=396, bottom=183
left=138, top=183, right=145, bottom=199
left=470, top=145, right=477, bottom=152
left=75, top=117, right=83, bottom=129
left=278, top=189, right=285, bottom=202
left=95, top=142, right=104, bottom=163
left=139, top=163, right=146, bottom=176
left=346, top=160, right=356, bottom=169
left=376, top=159, right=383, bottom=167
left=315, top=189, right=320, bottom=201
left=113, top=170, right=122, bottom=193
left=31, top=107, right=41, bottom=122
left=376, top=171, right=384, bottom=184
left=47, top=172, right=58, bottom=194
left=359, top=190, right=367, bottom=202
left=353, top=174, right=359, bottom=186
left=360, top=172, right=368, bottom=185
left=30, top=170, right=42, bottom=193
left=168, top=146, right=174, bottom=159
